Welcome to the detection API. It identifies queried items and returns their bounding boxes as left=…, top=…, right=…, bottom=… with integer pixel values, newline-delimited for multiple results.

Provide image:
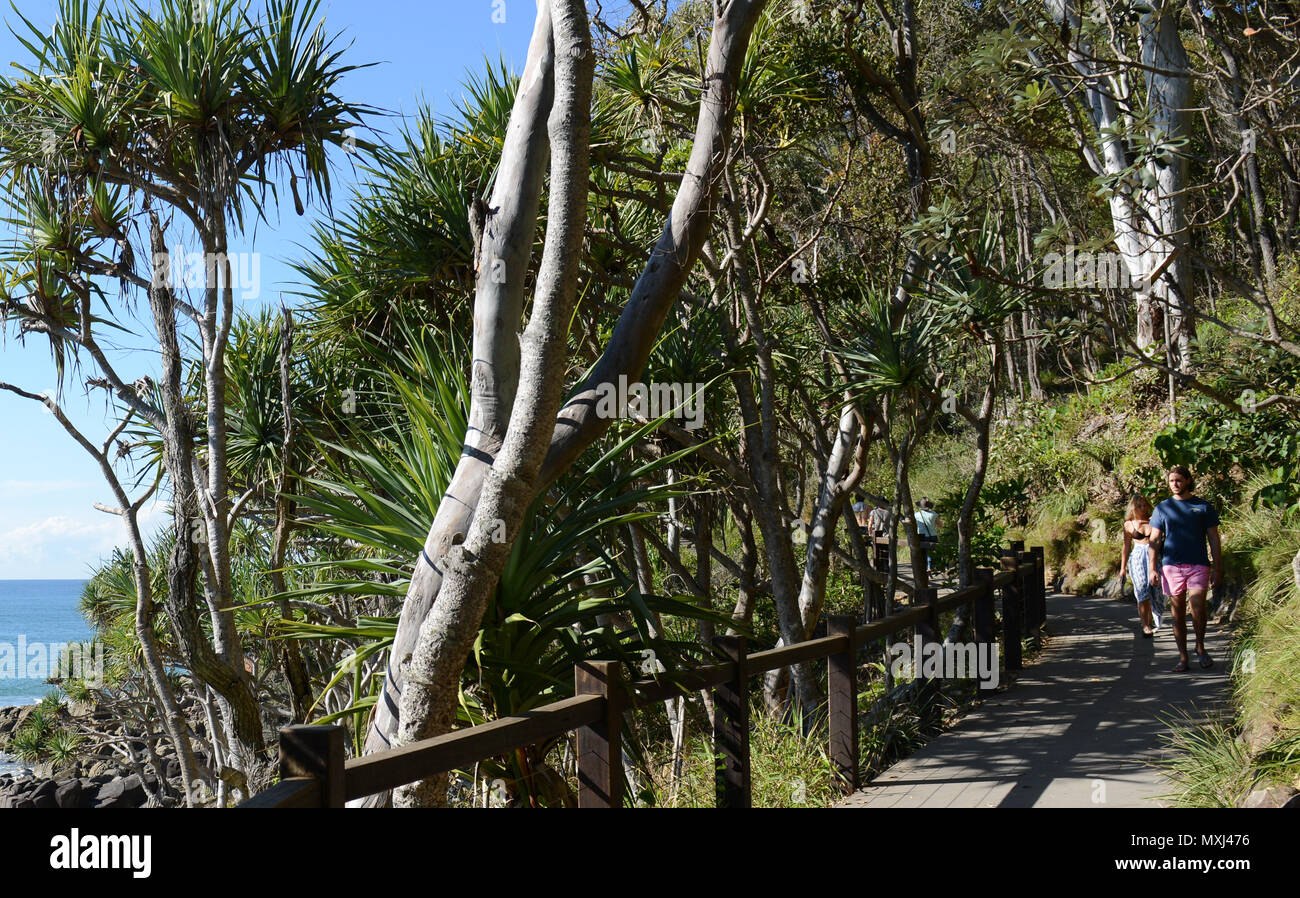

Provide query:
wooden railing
left=240, top=542, right=1047, bottom=808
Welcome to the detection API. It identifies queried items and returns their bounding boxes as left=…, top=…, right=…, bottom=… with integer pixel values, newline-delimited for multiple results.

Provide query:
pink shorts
left=1161, top=563, right=1211, bottom=595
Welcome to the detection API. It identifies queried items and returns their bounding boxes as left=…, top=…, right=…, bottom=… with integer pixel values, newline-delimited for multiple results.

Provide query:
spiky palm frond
left=839, top=282, right=941, bottom=401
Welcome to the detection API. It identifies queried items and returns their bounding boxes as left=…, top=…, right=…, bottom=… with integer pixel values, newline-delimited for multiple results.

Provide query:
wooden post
left=867, top=577, right=885, bottom=621
left=712, top=635, right=751, bottom=808
left=915, top=586, right=941, bottom=731
left=920, top=586, right=939, bottom=642
left=1031, top=545, right=1046, bottom=629
left=871, top=538, right=890, bottom=619
left=1019, top=551, right=1037, bottom=638
left=1010, top=539, right=1025, bottom=555
left=279, top=724, right=345, bottom=808
left=827, top=616, right=859, bottom=793
left=914, top=543, right=929, bottom=589
left=1000, top=552, right=1023, bottom=672
left=972, top=568, right=996, bottom=694
left=576, top=660, right=625, bottom=808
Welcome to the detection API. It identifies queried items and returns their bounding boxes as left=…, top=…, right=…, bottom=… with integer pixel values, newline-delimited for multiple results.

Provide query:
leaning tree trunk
left=361, top=0, right=771, bottom=778
left=796, top=402, right=864, bottom=634
left=392, top=0, right=595, bottom=807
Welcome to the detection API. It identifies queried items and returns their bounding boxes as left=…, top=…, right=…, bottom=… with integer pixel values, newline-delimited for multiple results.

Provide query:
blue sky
left=0, top=0, right=538, bottom=578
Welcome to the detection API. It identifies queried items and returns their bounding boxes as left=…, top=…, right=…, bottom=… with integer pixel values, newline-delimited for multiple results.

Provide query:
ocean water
left=0, top=580, right=92, bottom=776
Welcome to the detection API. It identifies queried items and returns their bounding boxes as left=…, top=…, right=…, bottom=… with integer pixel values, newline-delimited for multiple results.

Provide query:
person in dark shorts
left=1147, top=466, right=1222, bottom=672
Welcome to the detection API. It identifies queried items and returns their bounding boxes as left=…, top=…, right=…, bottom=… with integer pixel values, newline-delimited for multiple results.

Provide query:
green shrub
left=6, top=726, right=46, bottom=763
left=45, top=729, right=83, bottom=766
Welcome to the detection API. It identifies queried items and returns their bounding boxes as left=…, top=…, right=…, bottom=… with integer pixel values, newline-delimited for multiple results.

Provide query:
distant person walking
left=869, top=503, right=892, bottom=538
left=1118, top=495, right=1163, bottom=637
left=1148, top=466, right=1222, bottom=672
left=914, top=499, right=939, bottom=570
left=852, top=494, right=871, bottom=540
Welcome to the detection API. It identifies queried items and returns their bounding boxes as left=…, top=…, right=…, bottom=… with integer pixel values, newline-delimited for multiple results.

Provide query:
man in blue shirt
left=1147, top=466, right=1222, bottom=673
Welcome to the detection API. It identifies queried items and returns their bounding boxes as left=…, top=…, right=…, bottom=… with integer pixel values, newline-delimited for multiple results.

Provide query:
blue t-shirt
left=1150, top=497, right=1219, bottom=566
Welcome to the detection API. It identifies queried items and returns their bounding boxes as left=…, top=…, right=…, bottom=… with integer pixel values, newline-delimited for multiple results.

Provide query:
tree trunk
left=363, top=0, right=558, bottom=763
left=272, top=308, right=312, bottom=722
left=147, top=220, right=263, bottom=777
left=393, top=0, right=595, bottom=806
left=363, top=0, right=771, bottom=771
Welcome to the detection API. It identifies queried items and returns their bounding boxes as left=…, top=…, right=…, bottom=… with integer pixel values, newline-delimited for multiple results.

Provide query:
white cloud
left=0, top=497, right=173, bottom=578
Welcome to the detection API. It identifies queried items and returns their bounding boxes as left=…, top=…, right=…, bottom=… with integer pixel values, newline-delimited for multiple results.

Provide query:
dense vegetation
left=1, top=0, right=1296, bottom=807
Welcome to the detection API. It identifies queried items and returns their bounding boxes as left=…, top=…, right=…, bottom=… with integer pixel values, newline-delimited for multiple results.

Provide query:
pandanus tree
left=0, top=0, right=371, bottom=796
left=356, top=0, right=770, bottom=806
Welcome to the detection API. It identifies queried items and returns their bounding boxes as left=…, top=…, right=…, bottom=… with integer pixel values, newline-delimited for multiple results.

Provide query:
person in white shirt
left=914, top=499, right=940, bottom=570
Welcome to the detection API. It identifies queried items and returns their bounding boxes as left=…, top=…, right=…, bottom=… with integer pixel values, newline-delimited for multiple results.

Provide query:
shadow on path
left=838, top=591, right=1231, bottom=808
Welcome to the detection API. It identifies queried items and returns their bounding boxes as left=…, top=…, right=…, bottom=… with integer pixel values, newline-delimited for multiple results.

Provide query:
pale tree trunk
left=1040, top=0, right=1193, bottom=368
left=796, top=402, right=866, bottom=635
left=1139, top=0, right=1194, bottom=371
left=364, top=0, right=557, bottom=761
left=1292, top=547, right=1300, bottom=598
left=393, top=0, right=595, bottom=807
left=363, top=0, right=771, bottom=775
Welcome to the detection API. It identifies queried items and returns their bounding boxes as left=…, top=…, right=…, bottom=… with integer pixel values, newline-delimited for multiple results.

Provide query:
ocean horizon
left=0, top=579, right=92, bottom=776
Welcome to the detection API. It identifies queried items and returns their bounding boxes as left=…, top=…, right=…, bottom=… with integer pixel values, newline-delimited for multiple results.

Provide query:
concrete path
left=838, top=591, right=1232, bottom=808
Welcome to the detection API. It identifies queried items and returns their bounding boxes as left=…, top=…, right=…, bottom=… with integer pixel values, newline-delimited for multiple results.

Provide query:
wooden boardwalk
left=838, top=590, right=1232, bottom=808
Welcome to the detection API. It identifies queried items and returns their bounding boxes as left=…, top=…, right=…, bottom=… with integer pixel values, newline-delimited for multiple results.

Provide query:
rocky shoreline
left=0, top=704, right=185, bottom=809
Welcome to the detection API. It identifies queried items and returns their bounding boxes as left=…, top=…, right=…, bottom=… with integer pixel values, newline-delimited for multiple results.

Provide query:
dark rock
left=94, top=774, right=145, bottom=809
left=30, top=779, right=59, bottom=809
left=54, top=779, right=87, bottom=809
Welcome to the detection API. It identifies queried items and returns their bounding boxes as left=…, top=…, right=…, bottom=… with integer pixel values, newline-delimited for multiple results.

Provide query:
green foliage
left=44, top=728, right=83, bottom=765
left=1155, top=398, right=1300, bottom=512
left=1156, top=711, right=1256, bottom=808
left=275, top=317, right=726, bottom=784
left=6, top=726, right=47, bottom=762
left=840, top=282, right=941, bottom=401
left=658, top=702, right=841, bottom=808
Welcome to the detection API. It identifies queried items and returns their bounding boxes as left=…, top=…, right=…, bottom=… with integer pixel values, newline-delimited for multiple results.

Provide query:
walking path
left=839, top=591, right=1232, bottom=808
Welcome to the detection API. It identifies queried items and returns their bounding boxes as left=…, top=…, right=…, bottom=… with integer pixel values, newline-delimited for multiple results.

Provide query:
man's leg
left=1168, top=591, right=1189, bottom=667
left=1187, top=589, right=1210, bottom=663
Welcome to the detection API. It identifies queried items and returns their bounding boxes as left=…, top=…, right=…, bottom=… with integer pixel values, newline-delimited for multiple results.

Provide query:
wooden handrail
left=343, top=693, right=606, bottom=802
left=241, top=545, right=1048, bottom=808
left=240, top=777, right=320, bottom=808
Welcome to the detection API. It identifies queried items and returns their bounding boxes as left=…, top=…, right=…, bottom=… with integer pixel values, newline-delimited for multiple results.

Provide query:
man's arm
left=1148, top=526, right=1162, bottom=587
left=1208, top=525, right=1222, bottom=587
